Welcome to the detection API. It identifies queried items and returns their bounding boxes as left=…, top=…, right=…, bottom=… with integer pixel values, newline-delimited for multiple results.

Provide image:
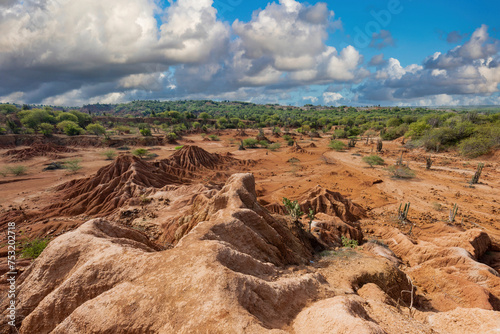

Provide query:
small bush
left=86, top=123, right=106, bottom=136
left=282, top=197, right=303, bottom=222
left=258, top=140, right=269, bottom=148
left=57, top=120, right=83, bottom=136
left=242, top=138, right=259, bottom=148
left=208, top=134, right=220, bottom=141
left=115, top=125, right=131, bottom=134
left=140, top=128, right=152, bottom=136
left=21, top=238, right=49, bottom=259
left=268, top=143, right=281, bottom=151
left=341, top=236, right=358, bottom=248
left=8, top=165, right=27, bottom=176
left=459, top=136, right=492, bottom=158
left=362, top=155, right=385, bottom=167
left=0, top=127, right=6, bottom=135
left=63, top=159, right=82, bottom=174
left=39, top=123, right=54, bottom=136
left=101, top=149, right=117, bottom=160
left=328, top=140, right=346, bottom=151
left=132, top=148, right=149, bottom=158
left=175, top=145, right=184, bottom=150
left=386, top=165, right=416, bottom=179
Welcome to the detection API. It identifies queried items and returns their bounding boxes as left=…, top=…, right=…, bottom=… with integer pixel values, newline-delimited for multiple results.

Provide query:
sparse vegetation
left=57, top=120, right=83, bottom=136
left=387, top=165, right=416, bottom=179
left=21, top=238, right=49, bottom=259
left=341, top=236, right=358, bottom=248
left=208, top=134, right=220, bottom=141
left=470, top=163, right=484, bottom=185
left=86, top=123, right=106, bottom=136
left=282, top=197, right=303, bottom=224
left=101, top=149, right=117, bottom=160
left=63, top=159, right=82, bottom=173
left=362, top=155, right=385, bottom=167
left=242, top=138, right=259, bottom=148
left=132, top=148, right=150, bottom=159
left=426, top=156, right=433, bottom=170
left=7, top=165, right=27, bottom=176
left=398, top=202, right=411, bottom=223
left=328, top=140, right=346, bottom=151
left=268, top=142, right=281, bottom=151
left=140, top=128, right=152, bottom=136
left=449, top=203, right=459, bottom=224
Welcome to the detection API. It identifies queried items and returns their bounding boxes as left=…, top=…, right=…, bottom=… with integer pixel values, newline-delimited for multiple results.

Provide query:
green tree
left=86, top=123, right=106, bottom=136
left=57, top=121, right=83, bottom=136
left=19, top=109, right=55, bottom=129
left=199, top=112, right=210, bottom=122
left=57, top=112, right=79, bottom=123
left=39, top=123, right=54, bottom=136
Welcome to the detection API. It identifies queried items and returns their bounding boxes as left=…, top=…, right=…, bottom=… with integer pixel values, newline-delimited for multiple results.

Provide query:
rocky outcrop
left=1, top=174, right=323, bottom=333
left=374, top=226, right=500, bottom=311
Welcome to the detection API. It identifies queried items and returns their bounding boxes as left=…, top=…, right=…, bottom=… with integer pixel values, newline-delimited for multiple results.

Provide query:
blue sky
left=0, top=0, right=499, bottom=107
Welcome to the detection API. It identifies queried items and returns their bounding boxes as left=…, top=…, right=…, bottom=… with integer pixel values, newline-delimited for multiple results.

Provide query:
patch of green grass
left=21, top=238, right=49, bottom=259
left=63, top=159, right=82, bottom=174
left=328, top=140, right=346, bottom=151
left=362, top=155, right=385, bottom=167
left=101, top=149, right=117, bottom=160
left=7, top=165, right=27, bottom=176
left=341, top=236, right=358, bottom=248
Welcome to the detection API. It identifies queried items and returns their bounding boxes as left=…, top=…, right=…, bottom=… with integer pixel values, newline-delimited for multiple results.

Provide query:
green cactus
left=470, top=163, right=484, bottom=185
left=449, top=203, right=458, bottom=224
left=398, top=202, right=410, bottom=223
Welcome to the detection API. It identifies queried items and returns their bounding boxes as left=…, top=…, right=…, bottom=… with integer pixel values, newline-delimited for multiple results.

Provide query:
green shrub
left=362, top=155, right=385, bottom=167
left=283, top=134, right=292, bottom=141
left=328, top=140, right=346, bottom=151
left=132, top=148, right=149, bottom=158
left=115, top=125, right=131, bottom=134
left=57, top=120, right=83, bottom=136
left=21, top=238, right=49, bottom=259
left=86, top=123, right=106, bottom=136
left=7, top=165, right=27, bottom=176
left=386, top=165, right=415, bottom=179
left=208, top=134, right=220, bottom=141
left=63, top=159, right=82, bottom=173
left=341, top=236, right=358, bottom=248
left=101, top=150, right=117, bottom=160
left=459, top=136, right=492, bottom=158
left=268, top=143, right=281, bottom=151
left=333, top=129, right=347, bottom=139
left=282, top=197, right=303, bottom=222
left=258, top=140, right=269, bottom=148
left=381, top=124, right=408, bottom=140
left=242, top=138, right=259, bottom=148
left=175, top=145, right=184, bottom=150
left=140, top=128, right=152, bottom=136
left=0, top=127, right=7, bottom=135
left=39, top=123, right=54, bottom=136
left=57, top=112, right=79, bottom=123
